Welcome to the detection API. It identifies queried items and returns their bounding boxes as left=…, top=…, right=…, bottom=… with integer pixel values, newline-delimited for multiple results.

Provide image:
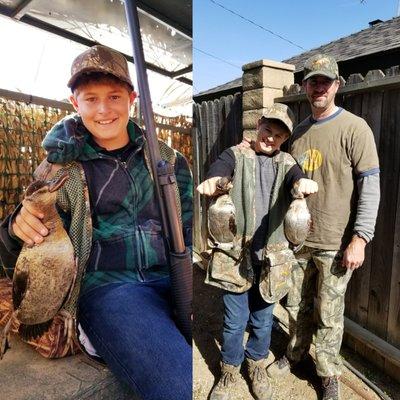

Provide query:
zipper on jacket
left=125, top=147, right=150, bottom=282
left=97, top=152, right=139, bottom=225
left=96, top=153, right=146, bottom=281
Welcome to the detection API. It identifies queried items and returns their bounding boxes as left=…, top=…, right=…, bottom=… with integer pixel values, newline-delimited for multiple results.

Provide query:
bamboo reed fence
left=0, top=93, right=192, bottom=222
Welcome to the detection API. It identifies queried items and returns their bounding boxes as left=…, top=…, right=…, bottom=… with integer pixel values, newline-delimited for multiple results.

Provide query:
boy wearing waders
left=0, top=45, right=192, bottom=400
left=197, top=103, right=318, bottom=400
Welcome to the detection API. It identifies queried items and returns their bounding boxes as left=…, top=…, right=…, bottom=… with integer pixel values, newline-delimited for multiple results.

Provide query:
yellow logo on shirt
left=301, top=149, right=323, bottom=172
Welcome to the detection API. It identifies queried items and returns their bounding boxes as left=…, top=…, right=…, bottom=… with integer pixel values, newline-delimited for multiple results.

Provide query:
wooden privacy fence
left=0, top=88, right=192, bottom=222
left=192, top=93, right=242, bottom=252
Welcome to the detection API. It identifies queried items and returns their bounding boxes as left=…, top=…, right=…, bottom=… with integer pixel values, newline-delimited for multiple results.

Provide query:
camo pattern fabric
left=303, top=53, right=339, bottom=80
left=206, top=148, right=296, bottom=302
left=205, top=246, right=253, bottom=293
left=262, top=103, right=296, bottom=134
left=286, top=245, right=352, bottom=377
left=54, top=162, right=92, bottom=321
left=143, top=139, right=182, bottom=223
left=259, top=247, right=295, bottom=303
left=68, top=44, right=133, bottom=89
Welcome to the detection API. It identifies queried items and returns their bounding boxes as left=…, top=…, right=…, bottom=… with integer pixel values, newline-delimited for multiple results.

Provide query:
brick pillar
left=242, top=60, right=295, bottom=140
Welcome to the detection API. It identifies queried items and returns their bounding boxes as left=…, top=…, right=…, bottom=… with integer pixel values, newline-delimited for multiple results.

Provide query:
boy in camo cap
left=197, top=103, right=317, bottom=400
left=0, top=45, right=193, bottom=399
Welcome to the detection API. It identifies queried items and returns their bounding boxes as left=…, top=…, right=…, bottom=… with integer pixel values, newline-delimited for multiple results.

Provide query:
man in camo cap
left=197, top=103, right=317, bottom=400
left=267, top=54, right=380, bottom=400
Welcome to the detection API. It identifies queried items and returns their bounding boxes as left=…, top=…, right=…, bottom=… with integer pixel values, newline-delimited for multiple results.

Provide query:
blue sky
left=193, top=0, right=399, bottom=94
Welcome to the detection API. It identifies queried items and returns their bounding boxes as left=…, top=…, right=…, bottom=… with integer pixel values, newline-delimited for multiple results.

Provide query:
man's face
left=69, top=82, right=136, bottom=150
left=255, top=119, right=289, bottom=155
left=303, top=75, right=339, bottom=110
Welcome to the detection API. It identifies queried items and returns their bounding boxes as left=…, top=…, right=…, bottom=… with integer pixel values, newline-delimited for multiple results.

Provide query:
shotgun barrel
left=123, top=0, right=192, bottom=344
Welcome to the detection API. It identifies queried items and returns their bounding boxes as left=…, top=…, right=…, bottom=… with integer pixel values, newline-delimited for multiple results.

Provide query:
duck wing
left=12, top=257, right=29, bottom=310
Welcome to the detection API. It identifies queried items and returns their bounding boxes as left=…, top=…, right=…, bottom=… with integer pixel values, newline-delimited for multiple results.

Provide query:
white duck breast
left=284, top=198, right=312, bottom=246
left=208, top=194, right=236, bottom=246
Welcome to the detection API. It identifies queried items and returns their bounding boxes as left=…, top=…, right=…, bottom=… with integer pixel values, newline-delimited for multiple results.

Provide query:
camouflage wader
left=286, top=245, right=352, bottom=377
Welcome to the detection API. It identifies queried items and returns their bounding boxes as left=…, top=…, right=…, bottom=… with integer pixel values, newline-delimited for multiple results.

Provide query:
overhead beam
left=0, top=3, right=13, bottom=16
left=0, top=88, right=74, bottom=111
left=0, top=10, right=192, bottom=86
left=10, top=0, right=33, bottom=19
left=18, top=14, right=191, bottom=85
left=177, top=76, right=192, bottom=85
left=136, top=0, right=191, bottom=38
left=170, top=65, right=192, bottom=78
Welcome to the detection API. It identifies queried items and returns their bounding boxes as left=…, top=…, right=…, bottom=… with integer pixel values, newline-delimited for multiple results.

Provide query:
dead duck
left=0, top=172, right=76, bottom=359
left=284, top=194, right=312, bottom=252
left=208, top=177, right=236, bottom=248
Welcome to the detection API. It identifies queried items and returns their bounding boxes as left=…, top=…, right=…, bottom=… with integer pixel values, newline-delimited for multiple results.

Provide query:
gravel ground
left=193, top=264, right=399, bottom=400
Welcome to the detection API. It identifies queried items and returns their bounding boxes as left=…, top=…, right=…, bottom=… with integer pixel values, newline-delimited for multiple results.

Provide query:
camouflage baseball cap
left=261, top=103, right=296, bottom=134
left=68, top=45, right=134, bottom=90
left=303, top=54, right=339, bottom=81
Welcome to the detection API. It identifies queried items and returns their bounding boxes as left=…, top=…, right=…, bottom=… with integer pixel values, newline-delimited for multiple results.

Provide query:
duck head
left=24, top=172, right=69, bottom=209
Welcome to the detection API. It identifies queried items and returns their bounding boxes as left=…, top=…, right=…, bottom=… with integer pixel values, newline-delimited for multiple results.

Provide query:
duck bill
left=48, top=172, right=69, bottom=193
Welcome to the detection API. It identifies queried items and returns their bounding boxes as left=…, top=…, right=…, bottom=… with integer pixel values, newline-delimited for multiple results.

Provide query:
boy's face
left=69, top=82, right=136, bottom=150
left=255, top=119, right=289, bottom=155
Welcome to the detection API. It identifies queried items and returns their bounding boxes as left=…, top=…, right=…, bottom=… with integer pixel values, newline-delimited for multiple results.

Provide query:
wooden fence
left=192, top=93, right=242, bottom=252
left=193, top=67, right=400, bottom=380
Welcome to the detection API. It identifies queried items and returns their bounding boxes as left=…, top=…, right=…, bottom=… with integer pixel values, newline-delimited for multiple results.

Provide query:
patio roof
left=0, top=0, right=192, bottom=85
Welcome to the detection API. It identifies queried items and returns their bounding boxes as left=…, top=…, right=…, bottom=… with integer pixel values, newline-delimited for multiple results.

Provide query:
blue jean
left=221, top=273, right=275, bottom=366
left=78, top=277, right=192, bottom=400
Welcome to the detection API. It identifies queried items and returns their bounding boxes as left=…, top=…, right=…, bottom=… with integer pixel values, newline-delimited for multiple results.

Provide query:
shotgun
left=123, top=0, right=192, bottom=344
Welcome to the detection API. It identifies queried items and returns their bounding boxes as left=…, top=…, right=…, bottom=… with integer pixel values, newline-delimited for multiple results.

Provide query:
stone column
left=242, top=60, right=295, bottom=140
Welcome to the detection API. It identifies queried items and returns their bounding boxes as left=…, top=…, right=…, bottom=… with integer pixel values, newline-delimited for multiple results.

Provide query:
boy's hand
left=11, top=201, right=48, bottom=246
left=293, top=178, right=318, bottom=197
left=237, top=136, right=252, bottom=149
left=197, top=177, right=232, bottom=196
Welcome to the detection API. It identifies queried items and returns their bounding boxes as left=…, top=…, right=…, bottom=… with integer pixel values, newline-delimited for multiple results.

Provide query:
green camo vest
left=205, top=147, right=297, bottom=302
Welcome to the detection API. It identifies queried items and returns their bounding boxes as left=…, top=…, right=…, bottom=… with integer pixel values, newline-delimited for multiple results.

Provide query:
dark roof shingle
left=283, top=16, right=400, bottom=72
left=197, top=17, right=400, bottom=98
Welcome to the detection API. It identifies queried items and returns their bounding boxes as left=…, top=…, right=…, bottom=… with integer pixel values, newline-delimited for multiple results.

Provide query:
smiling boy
left=0, top=45, right=193, bottom=400
left=197, top=103, right=317, bottom=400
left=69, top=82, right=135, bottom=150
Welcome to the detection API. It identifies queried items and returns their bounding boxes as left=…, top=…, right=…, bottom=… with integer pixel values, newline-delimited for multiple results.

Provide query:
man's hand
left=342, top=235, right=367, bottom=270
left=293, top=178, right=318, bottom=197
left=197, top=176, right=232, bottom=196
left=11, top=201, right=48, bottom=246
